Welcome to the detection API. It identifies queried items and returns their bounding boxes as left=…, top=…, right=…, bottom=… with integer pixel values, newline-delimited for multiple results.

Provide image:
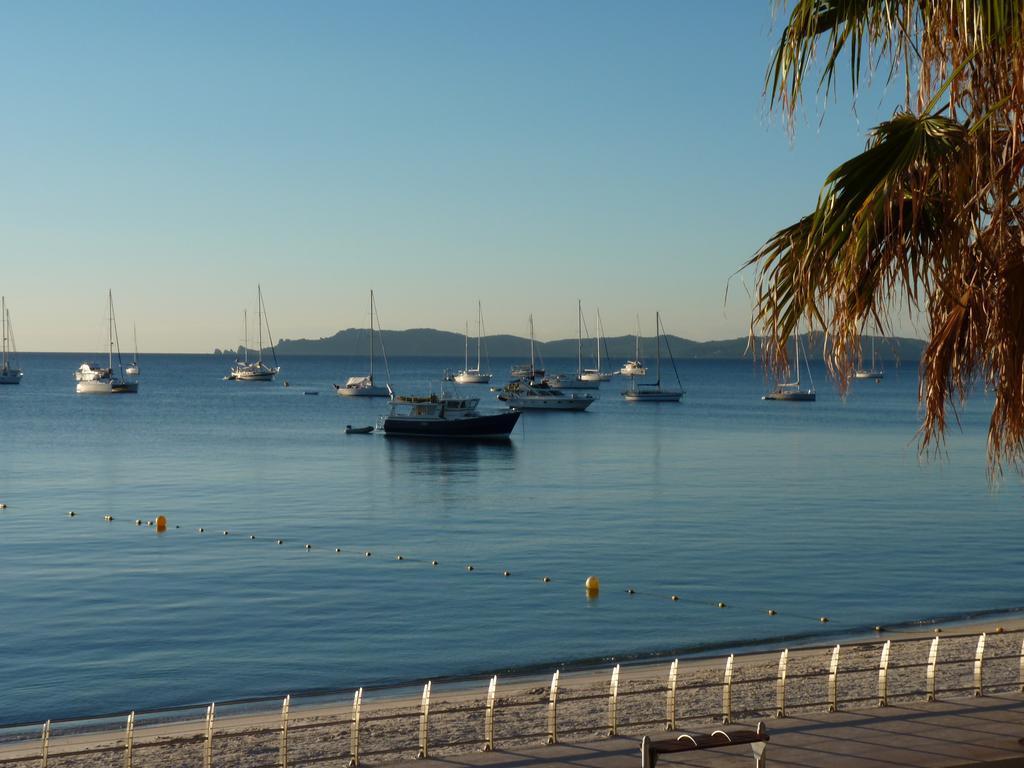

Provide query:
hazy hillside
left=217, top=328, right=927, bottom=362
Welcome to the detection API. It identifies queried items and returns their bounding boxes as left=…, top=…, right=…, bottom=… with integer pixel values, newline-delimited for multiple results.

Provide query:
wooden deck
left=393, top=695, right=1024, bottom=768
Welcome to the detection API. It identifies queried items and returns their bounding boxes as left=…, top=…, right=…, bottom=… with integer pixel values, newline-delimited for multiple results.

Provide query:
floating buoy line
left=21, top=507, right=915, bottom=632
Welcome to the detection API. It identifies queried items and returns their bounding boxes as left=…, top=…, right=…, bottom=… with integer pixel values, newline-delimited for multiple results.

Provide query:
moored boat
left=75, top=291, right=138, bottom=395
left=618, top=315, right=646, bottom=377
left=497, top=380, right=596, bottom=411
left=380, top=391, right=520, bottom=438
left=227, top=286, right=280, bottom=381
left=763, top=326, right=816, bottom=402
left=453, top=301, right=492, bottom=384
left=335, top=290, right=392, bottom=397
left=0, top=297, right=23, bottom=384
left=621, top=311, right=683, bottom=403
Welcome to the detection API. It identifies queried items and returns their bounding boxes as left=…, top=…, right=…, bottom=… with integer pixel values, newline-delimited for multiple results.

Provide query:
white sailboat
left=125, top=324, right=140, bottom=376
left=763, top=328, right=816, bottom=401
left=621, top=312, right=683, bottom=402
left=510, top=315, right=545, bottom=380
left=619, top=315, right=646, bottom=377
left=75, top=291, right=138, bottom=395
left=335, top=290, right=392, bottom=397
left=580, top=308, right=612, bottom=382
left=0, top=297, right=23, bottom=385
left=547, top=300, right=599, bottom=389
left=854, top=331, right=885, bottom=380
left=497, top=379, right=597, bottom=411
left=454, top=301, right=492, bottom=384
left=227, top=286, right=280, bottom=381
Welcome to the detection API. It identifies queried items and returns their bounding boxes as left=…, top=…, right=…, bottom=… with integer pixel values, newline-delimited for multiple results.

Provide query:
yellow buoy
left=0, top=503, right=7, bottom=509
left=717, top=602, right=727, bottom=608
left=585, top=576, right=600, bottom=596
left=156, top=515, right=167, bottom=532
left=671, top=595, right=679, bottom=602
left=543, top=576, right=551, bottom=583
left=768, top=609, right=777, bottom=616
left=819, top=616, right=829, bottom=623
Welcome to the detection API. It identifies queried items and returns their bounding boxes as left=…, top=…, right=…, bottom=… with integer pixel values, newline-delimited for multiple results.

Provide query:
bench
left=641, top=722, right=769, bottom=768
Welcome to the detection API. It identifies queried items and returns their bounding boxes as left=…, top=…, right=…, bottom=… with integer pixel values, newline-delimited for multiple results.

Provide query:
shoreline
left=4, top=607, right=1023, bottom=731
left=3, top=611, right=1023, bottom=766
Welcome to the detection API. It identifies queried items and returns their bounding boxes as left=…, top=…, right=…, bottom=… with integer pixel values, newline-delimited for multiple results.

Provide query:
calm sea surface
left=0, top=352, right=1021, bottom=723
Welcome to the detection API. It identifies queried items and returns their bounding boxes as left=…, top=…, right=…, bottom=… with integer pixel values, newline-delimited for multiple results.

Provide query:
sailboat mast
left=369, top=290, right=374, bottom=379
left=576, top=300, right=582, bottom=377
left=257, top=285, right=264, bottom=365
left=1, top=296, right=7, bottom=368
left=243, top=310, right=249, bottom=364
left=635, top=314, right=641, bottom=361
left=595, top=309, right=602, bottom=371
left=655, top=312, right=661, bottom=386
left=108, top=290, right=114, bottom=370
left=795, top=327, right=801, bottom=388
left=464, top=321, right=470, bottom=371
left=529, top=314, right=535, bottom=373
left=476, top=301, right=482, bottom=371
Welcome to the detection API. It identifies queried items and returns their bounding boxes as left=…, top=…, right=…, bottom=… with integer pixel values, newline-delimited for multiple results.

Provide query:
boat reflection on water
left=383, top=434, right=515, bottom=478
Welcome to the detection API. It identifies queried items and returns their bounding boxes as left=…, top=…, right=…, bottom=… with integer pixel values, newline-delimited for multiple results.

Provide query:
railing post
left=417, top=681, right=432, bottom=759
left=974, top=633, right=986, bottom=697
left=878, top=640, right=891, bottom=707
left=40, top=720, right=50, bottom=768
left=546, top=670, right=560, bottom=744
left=664, top=659, right=678, bottom=731
left=1019, top=637, right=1024, bottom=694
left=722, top=654, right=734, bottom=724
left=607, top=664, right=620, bottom=736
left=827, top=645, right=841, bottom=713
left=279, top=695, right=291, bottom=768
left=926, top=637, right=940, bottom=701
left=483, top=675, right=497, bottom=751
left=124, top=711, right=135, bottom=768
left=349, top=688, right=363, bottom=767
left=775, top=649, right=789, bottom=718
left=204, top=703, right=215, bottom=768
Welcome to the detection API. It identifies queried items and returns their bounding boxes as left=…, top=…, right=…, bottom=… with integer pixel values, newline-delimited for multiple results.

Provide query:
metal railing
left=3, top=628, right=1023, bottom=767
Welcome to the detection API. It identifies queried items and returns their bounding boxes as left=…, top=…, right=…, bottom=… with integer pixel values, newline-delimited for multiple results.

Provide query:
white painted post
left=124, top=711, right=135, bottom=768
left=974, top=634, right=986, bottom=697
left=40, top=720, right=50, bottom=768
left=204, top=703, right=215, bottom=768
left=926, top=637, right=940, bottom=701
left=483, top=675, right=497, bottom=751
left=1019, top=638, right=1024, bottom=694
left=775, top=649, right=789, bottom=718
left=722, top=654, right=734, bottom=724
left=546, top=670, right=560, bottom=744
left=349, top=688, right=363, bottom=767
left=665, top=659, right=679, bottom=731
left=417, top=682, right=432, bottom=759
left=827, top=645, right=841, bottom=712
left=607, top=664, right=620, bottom=736
left=878, top=640, right=892, bottom=707
left=279, top=695, right=291, bottom=768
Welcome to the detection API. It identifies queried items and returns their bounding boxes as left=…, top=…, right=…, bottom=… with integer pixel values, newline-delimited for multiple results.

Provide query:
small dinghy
left=304, top=391, right=319, bottom=396
left=345, top=425, right=374, bottom=434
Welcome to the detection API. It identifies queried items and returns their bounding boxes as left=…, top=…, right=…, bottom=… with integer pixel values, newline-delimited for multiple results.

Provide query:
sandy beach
left=3, top=615, right=1022, bottom=767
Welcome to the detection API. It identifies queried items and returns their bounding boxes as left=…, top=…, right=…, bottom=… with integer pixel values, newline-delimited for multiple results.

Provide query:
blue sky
left=1, top=2, right=898, bottom=352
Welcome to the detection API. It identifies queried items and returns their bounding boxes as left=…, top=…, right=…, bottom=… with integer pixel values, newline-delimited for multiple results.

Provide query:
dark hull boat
left=380, top=393, right=520, bottom=438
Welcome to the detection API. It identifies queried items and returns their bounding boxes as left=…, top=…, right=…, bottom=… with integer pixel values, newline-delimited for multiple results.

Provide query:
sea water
left=0, top=353, right=1020, bottom=722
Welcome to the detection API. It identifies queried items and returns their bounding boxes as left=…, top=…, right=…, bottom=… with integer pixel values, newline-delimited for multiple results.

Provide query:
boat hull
left=453, top=371, right=492, bottom=385
left=76, top=379, right=138, bottom=395
left=0, top=368, right=22, bottom=385
left=335, top=383, right=391, bottom=397
left=763, top=390, right=816, bottom=401
left=854, top=371, right=885, bottom=380
left=501, top=395, right=595, bottom=411
left=381, top=410, right=520, bottom=438
left=580, top=371, right=612, bottom=382
left=622, top=389, right=683, bottom=402
left=546, top=376, right=600, bottom=390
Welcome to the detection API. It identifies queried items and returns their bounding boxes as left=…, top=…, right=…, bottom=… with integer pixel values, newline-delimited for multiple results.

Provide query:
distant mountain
left=248, top=328, right=926, bottom=362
